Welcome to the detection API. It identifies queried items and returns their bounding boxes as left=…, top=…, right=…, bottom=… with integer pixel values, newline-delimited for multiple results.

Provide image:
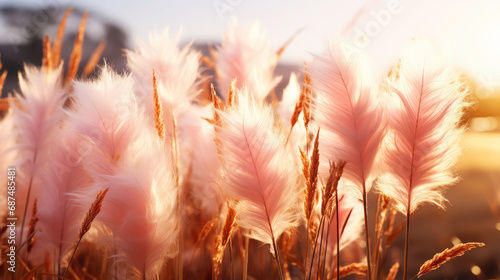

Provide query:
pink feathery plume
left=95, top=131, right=178, bottom=278
left=0, top=109, right=16, bottom=220
left=10, top=65, right=66, bottom=241
left=67, top=68, right=178, bottom=278
left=185, top=105, right=222, bottom=219
left=379, top=41, right=469, bottom=215
left=214, top=17, right=282, bottom=101
left=310, top=40, right=385, bottom=200
left=126, top=28, right=200, bottom=115
left=31, top=128, right=92, bottom=269
left=65, top=67, right=142, bottom=176
left=215, top=87, right=299, bottom=273
left=126, top=29, right=201, bottom=181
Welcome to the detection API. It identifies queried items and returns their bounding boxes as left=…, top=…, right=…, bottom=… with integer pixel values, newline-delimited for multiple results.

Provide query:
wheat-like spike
left=65, top=11, right=88, bottom=85
left=27, top=199, right=39, bottom=253
left=152, top=69, right=165, bottom=140
left=195, top=219, right=217, bottom=246
left=0, top=52, right=5, bottom=95
left=201, top=55, right=215, bottom=69
left=385, top=262, right=399, bottom=280
left=52, top=8, right=73, bottom=67
left=323, top=160, right=346, bottom=219
left=211, top=83, right=223, bottom=110
left=375, top=195, right=390, bottom=239
left=227, top=78, right=237, bottom=107
left=42, top=34, right=52, bottom=70
left=63, top=188, right=108, bottom=280
left=304, top=129, right=320, bottom=221
left=82, top=40, right=107, bottom=77
left=337, top=263, right=367, bottom=278
left=301, top=65, right=312, bottom=130
left=0, top=71, right=7, bottom=96
left=417, top=242, right=485, bottom=278
left=221, top=206, right=237, bottom=247
left=213, top=206, right=237, bottom=279
left=384, top=208, right=398, bottom=241
left=299, top=147, right=310, bottom=181
left=79, top=188, right=109, bottom=239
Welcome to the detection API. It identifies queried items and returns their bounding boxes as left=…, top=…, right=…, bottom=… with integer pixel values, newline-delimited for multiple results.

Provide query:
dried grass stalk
left=386, top=262, right=399, bottom=280
left=375, top=195, right=390, bottom=241
left=0, top=71, right=7, bottom=96
left=299, top=147, right=310, bottom=181
left=42, top=34, right=52, bottom=70
left=82, top=40, right=107, bottom=77
left=27, top=199, right=39, bottom=253
left=338, top=263, right=367, bottom=278
left=227, top=78, right=237, bottom=107
left=80, top=188, right=109, bottom=238
left=201, top=55, right=215, bottom=69
left=304, top=129, right=320, bottom=221
left=65, top=11, right=88, bottom=85
left=52, top=8, right=73, bottom=67
left=213, top=206, right=237, bottom=279
left=195, top=219, right=216, bottom=246
left=323, top=160, right=346, bottom=219
left=63, top=188, right=108, bottom=280
left=152, top=69, right=165, bottom=140
left=417, top=242, right=485, bottom=278
left=301, top=66, right=312, bottom=130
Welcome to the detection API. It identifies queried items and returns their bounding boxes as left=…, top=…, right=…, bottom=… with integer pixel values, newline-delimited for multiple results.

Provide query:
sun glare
left=477, top=13, right=500, bottom=72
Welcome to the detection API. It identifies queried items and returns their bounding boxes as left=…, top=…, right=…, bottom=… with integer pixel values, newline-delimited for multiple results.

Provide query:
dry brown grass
left=52, top=8, right=73, bottom=67
left=303, top=129, right=320, bottom=221
left=42, top=35, right=52, bottom=70
left=153, top=69, right=165, bottom=140
left=65, top=11, right=88, bottom=85
left=323, top=160, right=346, bottom=220
left=213, top=205, right=237, bottom=279
left=338, top=263, right=367, bottom=278
left=27, top=199, right=39, bottom=253
left=82, top=40, right=107, bottom=77
left=227, top=78, right=237, bottom=107
left=386, top=262, right=399, bottom=280
left=80, top=188, right=109, bottom=238
left=417, top=242, right=485, bottom=278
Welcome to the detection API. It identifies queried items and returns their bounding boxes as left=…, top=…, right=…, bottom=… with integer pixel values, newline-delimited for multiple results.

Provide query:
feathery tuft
left=215, top=87, right=299, bottom=250
left=378, top=41, right=470, bottom=215
left=214, top=18, right=282, bottom=101
left=310, top=39, right=385, bottom=200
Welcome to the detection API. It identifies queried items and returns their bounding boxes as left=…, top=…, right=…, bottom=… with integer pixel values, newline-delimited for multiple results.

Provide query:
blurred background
left=0, top=0, right=499, bottom=279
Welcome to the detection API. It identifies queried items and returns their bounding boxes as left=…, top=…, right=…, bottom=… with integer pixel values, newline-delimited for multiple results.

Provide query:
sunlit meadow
left=0, top=3, right=498, bottom=280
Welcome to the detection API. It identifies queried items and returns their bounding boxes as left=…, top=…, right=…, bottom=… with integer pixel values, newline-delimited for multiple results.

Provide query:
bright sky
left=3, top=0, right=500, bottom=93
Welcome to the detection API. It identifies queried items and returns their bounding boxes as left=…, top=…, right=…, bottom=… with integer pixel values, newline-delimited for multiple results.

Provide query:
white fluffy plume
left=378, top=41, right=469, bottom=215
left=215, top=87, right=299, bottom=250
left=215, top=18, right=282, bottom=101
